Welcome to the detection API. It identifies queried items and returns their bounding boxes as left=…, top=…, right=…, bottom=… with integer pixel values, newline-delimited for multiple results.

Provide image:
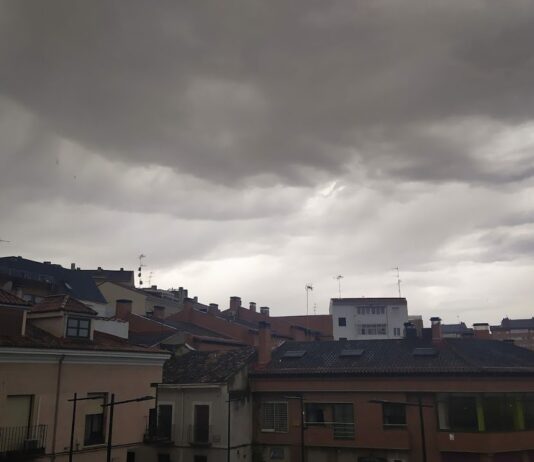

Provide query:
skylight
left=282, top=350, right=306, bottom=358
left=412, top=347, right=438, bottom=357
left=339, top=349, right=365, bottom=358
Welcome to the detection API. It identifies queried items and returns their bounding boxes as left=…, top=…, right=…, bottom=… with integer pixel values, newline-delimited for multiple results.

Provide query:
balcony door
left=5, top=395, right=32, bottom=428
left=193, top=405, right=210, bottom=443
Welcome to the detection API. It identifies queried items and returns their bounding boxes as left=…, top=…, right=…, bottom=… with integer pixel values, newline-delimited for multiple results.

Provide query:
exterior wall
left=251, top=375, right=534, bottom=462
left=492, top=329, right=534, bottom=351
left=330, top=300, right=408, bottom=340
left=97, top=281, right=148, bottom=316
left=93, top=318, right=129, bottom=339
left=0, top=351, right=166, bottom=462
left=143, top=383, right=252, bottom=462
left=30, top=313, right=66, bottom=338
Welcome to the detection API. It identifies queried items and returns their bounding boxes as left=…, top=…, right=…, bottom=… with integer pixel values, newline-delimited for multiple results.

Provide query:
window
left=158, top=455, right=171, bottom=462
left=127, top=452, right=135, bottom=462
left=269, top=447, right=285, bottom=459
left=333, top=403, right=354, bottom=439
left=261, top=402, right=288, bottom=432
left=438, top=395, right=478, bottom=432
left=382, top=403, right=406, bottom=426
left=84, top=393, right=106, bottom=445
left=193, top=404, right=210, bottom=443
left=305, top=403, right=328, bottom=426
left=158, top=404, right=173, bottom=439
left=523, top=394, right=534, bottom=429
left=338, top=317, right=347, bottom=327
left=5, top=395, right=33, bottom=427
left=66, top=317, right=90, bottom=338
left=358, top=324, right=387, bottom=335
left=393, top=327, right=401, bottom=337
left=193, top=456, right=207, bottom=462
left=483, top=394, right=515, bottom=432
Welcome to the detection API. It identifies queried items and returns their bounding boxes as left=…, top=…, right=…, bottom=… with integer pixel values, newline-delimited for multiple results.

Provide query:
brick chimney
left=249, top=302, right=257, bottom=312
left=473, top=323, right=491, bottom=339
left=116, top=299, right=133, bottom=320
left=230, top=296, right=241, bottom=310
left=260, top=306, right=270, bottom=317
left=258, top=321, right=272, bottom=365
left=209, top=303, right=219, bottom=315
left=153, top=305, right=165, bottom=319
left=430, top=317, right=443, bottom=343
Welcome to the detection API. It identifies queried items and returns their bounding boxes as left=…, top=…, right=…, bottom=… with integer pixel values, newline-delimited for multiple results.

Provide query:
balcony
left=187, top=424, right=213, bottom=446
left=0, top=425, right=47, bottom=461
left=143, top=423, right=174, bottom=445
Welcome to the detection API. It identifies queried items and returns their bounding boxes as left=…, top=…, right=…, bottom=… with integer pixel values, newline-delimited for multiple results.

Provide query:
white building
left=329, top=297, right=409, bottom=340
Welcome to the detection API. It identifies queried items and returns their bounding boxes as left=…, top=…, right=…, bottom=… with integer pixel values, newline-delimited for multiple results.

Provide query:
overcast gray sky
left=1, top=0, right=534, bottom=325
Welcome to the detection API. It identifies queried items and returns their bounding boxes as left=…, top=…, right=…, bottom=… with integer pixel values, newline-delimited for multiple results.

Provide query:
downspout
left=50, top=354, right=65, bottom=462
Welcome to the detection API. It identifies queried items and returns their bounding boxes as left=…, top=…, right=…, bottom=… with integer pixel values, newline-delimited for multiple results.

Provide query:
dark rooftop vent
left=339, top=349, right=365, bottom=358
left=412, top=347, right=438, bottom=357
left=282, top=350, right=306, bottom=359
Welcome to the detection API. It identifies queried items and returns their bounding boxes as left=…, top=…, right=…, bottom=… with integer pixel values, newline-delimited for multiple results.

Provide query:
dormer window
left=67, top=317, right=90, bottom=338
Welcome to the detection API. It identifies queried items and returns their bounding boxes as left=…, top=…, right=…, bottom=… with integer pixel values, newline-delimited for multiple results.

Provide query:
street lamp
left=101, top=394, right=155, bottom=462
left=284, top=395, right=305, bottom=462
left=67, top=393, right=104, bottom=462
left=368, top=397, right=433, bottom=462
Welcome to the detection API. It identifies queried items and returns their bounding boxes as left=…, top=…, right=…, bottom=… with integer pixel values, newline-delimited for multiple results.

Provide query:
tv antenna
left=305, top=283, right=313, bottom=316
left=138, top=254, right=146, bottom=287
left=393, top=266, right=402, bottom=297
left=334, top=274, right=343, bottom=299
left=0, top=238, right=10, bottom=243
left=148, top=271, right=154, bottom=287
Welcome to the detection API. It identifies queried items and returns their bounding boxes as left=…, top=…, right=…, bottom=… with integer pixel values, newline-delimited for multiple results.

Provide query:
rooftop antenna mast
left=334, top=274, right=344, bottom=299
left=0, top=239, right=10, bottom=243
left=305, top=283, right=313, bottom=334
left=138, top=254, right=146, bottom=287
left=148, top=271, right=154, bottom=287
left=393, top=266, right=402, bottom=297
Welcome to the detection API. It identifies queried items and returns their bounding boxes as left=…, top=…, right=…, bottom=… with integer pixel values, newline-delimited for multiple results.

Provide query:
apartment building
left=330, top=298, right=408, bottom=340
left=139, top=347, right=256, bottom=462
left=491, top=318, right=534, bottom=351
left=0, top=291, right=169, bottom=462
left=250, top=319, right=534, bottom=462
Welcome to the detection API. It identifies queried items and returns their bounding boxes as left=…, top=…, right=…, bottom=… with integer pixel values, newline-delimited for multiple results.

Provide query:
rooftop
left=0, top=256, right=107, bottom=304
left=0, top=288, right=31, bottom=307
left=493, top=318, right=534, bottom=331
left=252, top=338, right=534, bottom=377
left=330, top=297, right=407, bottom=305
left=30, top=294, right=98, bottom=315
left=81, top=267, right=134, bottom=285
left=163, top=346, right=256, bottom=384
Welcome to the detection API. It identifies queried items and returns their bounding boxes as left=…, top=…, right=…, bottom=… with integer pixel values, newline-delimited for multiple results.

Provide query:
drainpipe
left=50, top=355, right=65, bottom=462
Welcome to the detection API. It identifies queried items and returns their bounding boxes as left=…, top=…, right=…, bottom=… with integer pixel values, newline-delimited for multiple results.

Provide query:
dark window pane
left=333, top=404, right=354, bottom=439
left=523, top=394, right=534, bottom=430
left=449, top=396, right=478, bottom=432
left=338, top=317, right=346, bottom=327
left=67, top=318, right=78, bottom=328
left=78, top=328, right=89, bottom=337
left=383, top=403, right=406, bottom=426
left=67, top=328, right=78, bottom=336
left=483, top=395, right=515, bottom=432
left=305, top=403, right=326, bottom=425
left=84, top=414, right=104, bottom=445
left=79, top=319, right=90, bottom=329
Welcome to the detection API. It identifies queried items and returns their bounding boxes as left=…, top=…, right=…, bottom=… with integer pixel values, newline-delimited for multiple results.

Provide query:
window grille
left=261, top=402, right=288, bottom=432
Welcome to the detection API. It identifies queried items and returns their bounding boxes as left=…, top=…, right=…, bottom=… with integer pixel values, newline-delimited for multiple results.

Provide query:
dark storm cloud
left=1, top=0, right=534, bottom=185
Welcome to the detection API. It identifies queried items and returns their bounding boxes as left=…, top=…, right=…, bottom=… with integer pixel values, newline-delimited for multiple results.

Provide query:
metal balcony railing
left=143, top=423, right=174, bottom=444
left=187, top=424, right=213, bottom=446
left=333, top=422, right=355, bottom=440
left=0, top=425, right=47, bottom=459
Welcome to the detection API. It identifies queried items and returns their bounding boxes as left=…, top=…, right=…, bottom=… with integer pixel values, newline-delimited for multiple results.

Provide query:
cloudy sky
left=1, top=1, right=534, bottom=325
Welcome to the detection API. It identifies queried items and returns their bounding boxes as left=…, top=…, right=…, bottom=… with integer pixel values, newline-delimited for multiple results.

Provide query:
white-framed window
left=393, top=327, right=401, bottom=337
left=66, top=317, right=90, bottom=338
left=358, top=324, right=387, bottom=335
left=261, top=402, right=288, bottom=432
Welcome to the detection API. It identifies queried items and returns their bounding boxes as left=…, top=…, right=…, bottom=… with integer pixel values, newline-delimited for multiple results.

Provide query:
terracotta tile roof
left=0, top=323, right=166, bottom=354
left=0, top=288, right=31, bottom=307
left=251, top=338, right=534, bottom=377
left=163, top=347, right=256, bottom=384
left=31, top=294, right=98, bottom=315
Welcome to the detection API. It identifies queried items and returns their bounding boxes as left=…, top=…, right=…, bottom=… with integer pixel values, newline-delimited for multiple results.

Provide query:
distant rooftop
left=331, top=297, right=407, bottom=305
left=0, top=288, right=31, bottom=307
left=0, top=256, right=107, bottom=304
left=81, top=267, right=134, bottom=285
left=30, top=294, right=98, bottom=315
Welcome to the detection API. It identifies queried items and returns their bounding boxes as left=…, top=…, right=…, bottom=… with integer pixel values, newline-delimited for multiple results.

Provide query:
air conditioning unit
left=23, top=439, right=39, bottom=450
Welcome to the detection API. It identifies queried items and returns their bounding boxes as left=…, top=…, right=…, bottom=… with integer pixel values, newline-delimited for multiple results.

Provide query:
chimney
left=209, top=303, right=219, bottom=315
left=151, top=285, right=157, bottom=290
left=260, top=306, right=270, bottom=317
left=430, top=317, right=443, bottom=343
left=258, top=321, right=272, bottom=365
left=230, top=296, right=241, bottom=311
left=249, top=302, right=257, bottom=312
left=120, top=267, right=124, bottom=271
left=70, top=263, right=76, bottom=270
left=473, top=323, right=491, bottom=339
left=404, top=321, right=417, bottom=339
left=116, top=299, right=133, bottom=320
left=153, top=305, right=165, bottom=319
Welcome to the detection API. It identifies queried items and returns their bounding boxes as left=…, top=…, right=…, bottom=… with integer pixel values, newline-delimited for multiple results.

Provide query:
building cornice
left=0, top=347, right=170, bottom=366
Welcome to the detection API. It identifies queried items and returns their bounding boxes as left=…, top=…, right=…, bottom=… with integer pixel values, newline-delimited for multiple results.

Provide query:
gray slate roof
left=252, top=338, right=534, bottom=377
left=163, top=347, right=256, bottom=384
left=0, top=257, right=106, bottom=304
